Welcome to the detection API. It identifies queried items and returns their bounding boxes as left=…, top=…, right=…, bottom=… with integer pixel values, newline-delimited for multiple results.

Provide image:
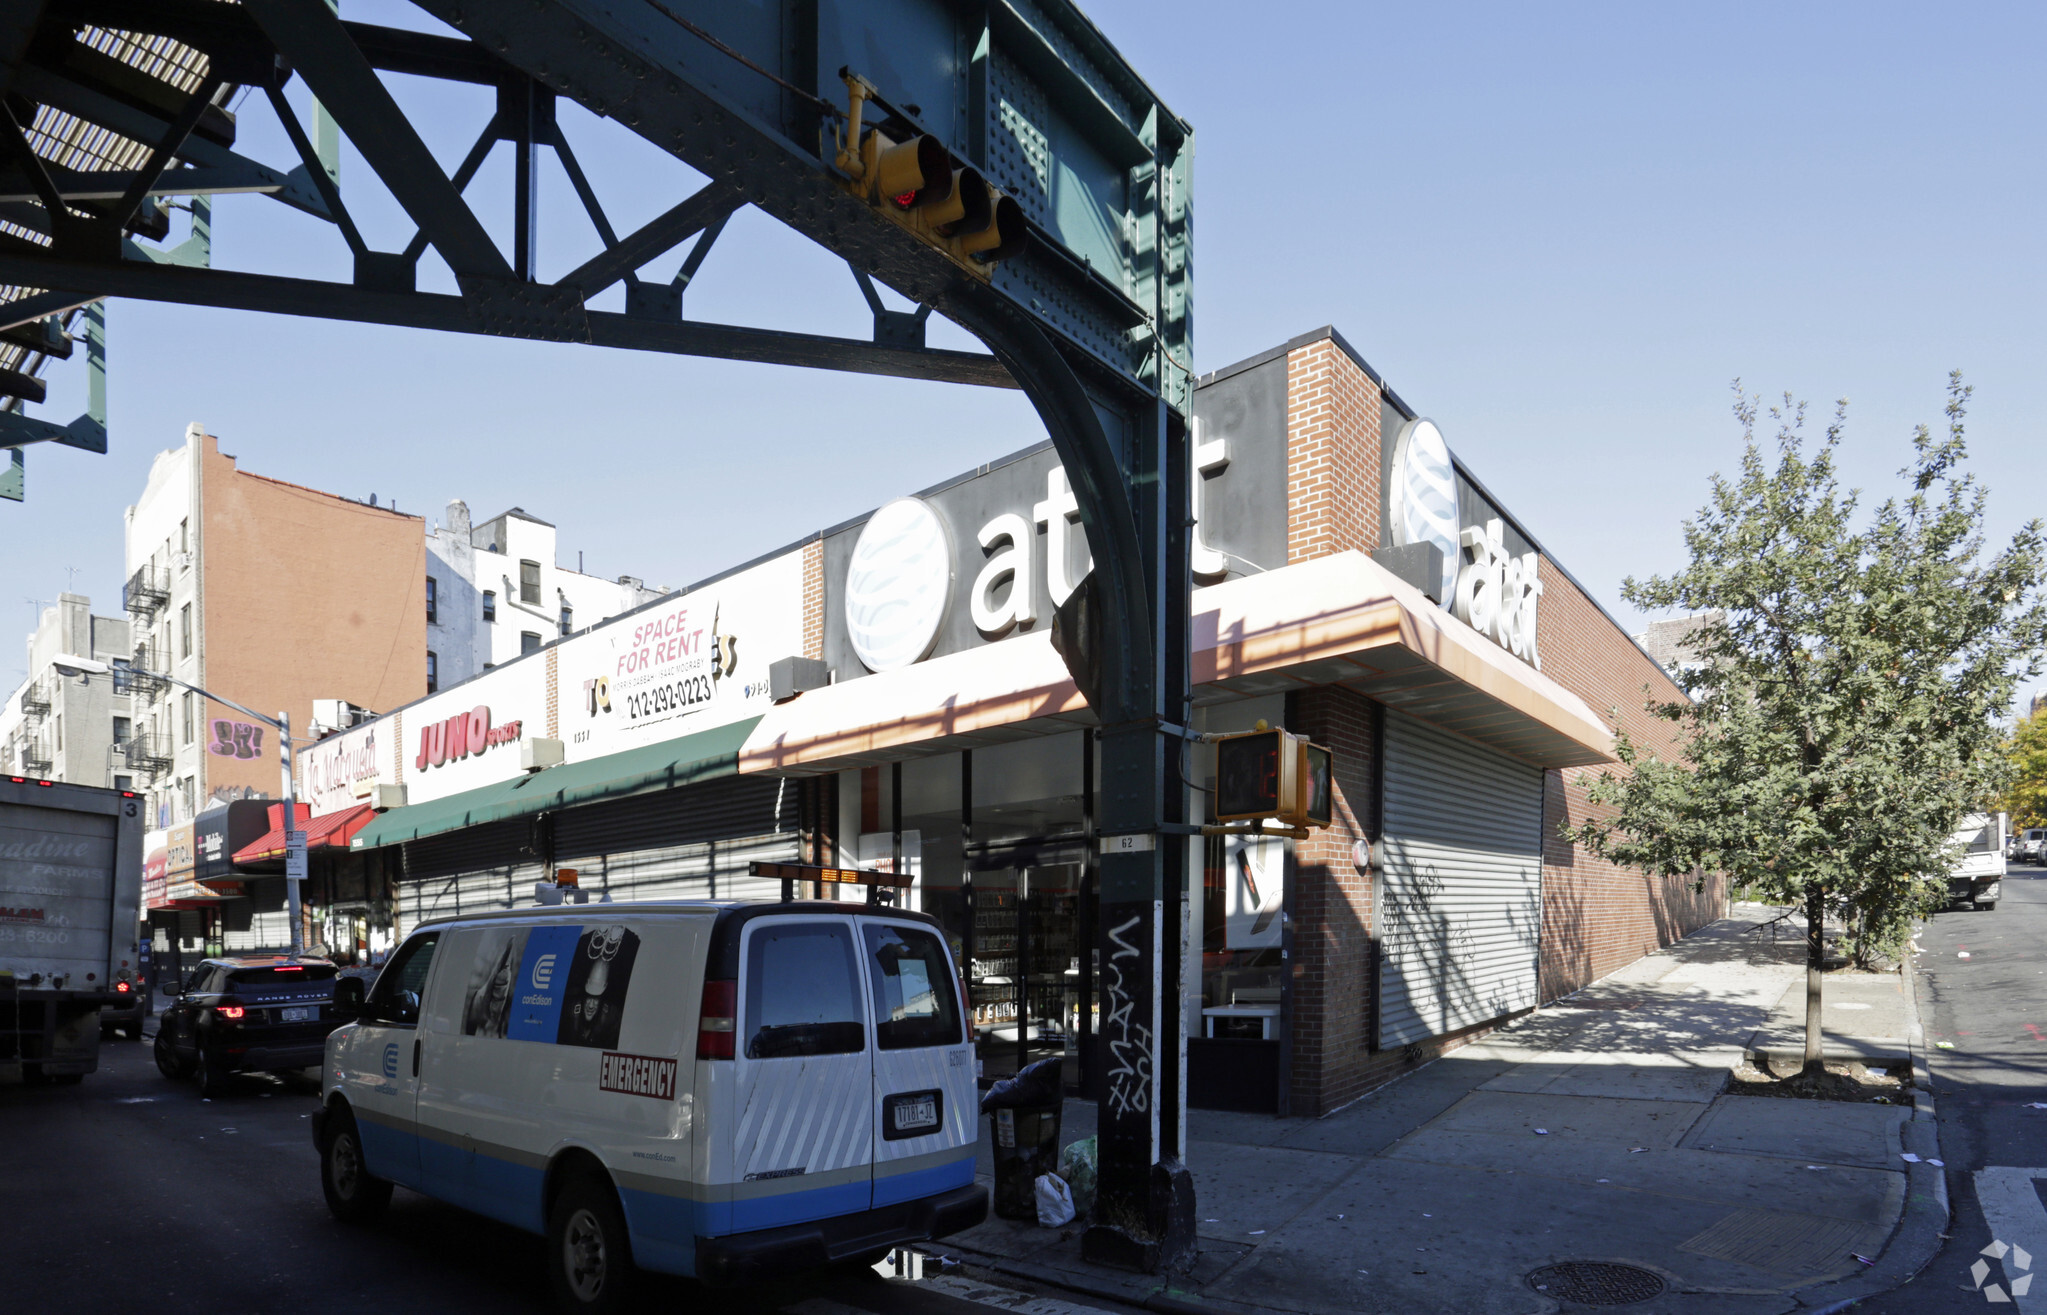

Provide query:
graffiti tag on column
left=1102, top=913, right=1152, bottom=1117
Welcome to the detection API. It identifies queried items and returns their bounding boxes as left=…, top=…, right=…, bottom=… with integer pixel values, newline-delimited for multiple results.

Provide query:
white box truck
left=0, top=774, right=145, bottom=1083
left=1946, top=811, right=2007, bottom=912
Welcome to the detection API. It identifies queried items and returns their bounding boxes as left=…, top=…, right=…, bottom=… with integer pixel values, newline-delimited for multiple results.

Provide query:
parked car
left=154, top=956, right=343, bottom=1095
left=2020, top=828, right=2047, bottom=864
left=311, top=902, right=985, bottom=1313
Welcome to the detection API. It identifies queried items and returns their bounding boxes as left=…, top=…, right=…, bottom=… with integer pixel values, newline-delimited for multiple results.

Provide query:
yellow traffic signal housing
left=836, top=73, right=1027, bottom=278
left=1214, top=728, right=1335, bottom=828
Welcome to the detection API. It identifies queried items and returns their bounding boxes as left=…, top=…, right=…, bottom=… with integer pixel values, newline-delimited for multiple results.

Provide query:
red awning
left=232, top=802, right=374, bottom=866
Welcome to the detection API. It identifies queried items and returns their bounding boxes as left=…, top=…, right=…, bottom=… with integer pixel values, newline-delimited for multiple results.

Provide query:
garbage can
left=981, top=1058, right=1064, bottom=1222
left=989, top=1103, right=1062, bottom=1220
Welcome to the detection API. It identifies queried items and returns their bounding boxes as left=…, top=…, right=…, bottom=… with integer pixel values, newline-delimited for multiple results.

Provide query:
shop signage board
left=1384, top=416, right=1546, bottom=671
left=395, top=659, right=549, bottom=803
left=142, top=831, right=168, bottom=909
left=821, top=368, right=1290, bottom=678
left=299, top=720, right=386, bottom=817
left=297, top=658, right=548, bottom=816
left=160, top=821, right=201, bottom=904
left=556, top=550, right=803, bottom=763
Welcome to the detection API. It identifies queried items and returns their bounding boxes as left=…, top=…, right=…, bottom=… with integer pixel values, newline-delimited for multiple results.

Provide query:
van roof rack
left=749, top=860, right=913, bottom=905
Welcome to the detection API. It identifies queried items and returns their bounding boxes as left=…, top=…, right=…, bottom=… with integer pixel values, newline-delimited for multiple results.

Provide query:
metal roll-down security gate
left=0, top=0, right=1196, bottom=1271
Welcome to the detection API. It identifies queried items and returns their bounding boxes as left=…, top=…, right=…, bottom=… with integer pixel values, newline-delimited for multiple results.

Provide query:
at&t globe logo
left=843, top=497, right=954, bottom=672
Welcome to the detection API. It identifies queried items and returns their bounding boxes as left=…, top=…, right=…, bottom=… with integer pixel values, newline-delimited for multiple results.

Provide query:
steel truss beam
left=0, top=249, right=1015, bottom=388
left=3, top=0, right=1197, bottom=1268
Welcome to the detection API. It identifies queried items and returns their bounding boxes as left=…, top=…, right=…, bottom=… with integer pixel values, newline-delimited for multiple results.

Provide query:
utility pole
left=277, top=709, right=304, bottom=956
left=80, top=657, right=308, bottom=957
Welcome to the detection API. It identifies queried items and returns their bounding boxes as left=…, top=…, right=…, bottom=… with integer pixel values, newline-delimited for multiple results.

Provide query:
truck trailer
left=0, top=775, right=145, bottom=1083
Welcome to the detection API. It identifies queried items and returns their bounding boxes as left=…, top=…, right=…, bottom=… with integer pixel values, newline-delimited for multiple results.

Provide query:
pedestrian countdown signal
left=1214, top=728, right=1334, bottom=829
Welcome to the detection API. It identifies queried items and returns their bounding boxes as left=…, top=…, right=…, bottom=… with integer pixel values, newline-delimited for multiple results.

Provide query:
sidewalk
left=936, top=906, right=1945, bottom=1315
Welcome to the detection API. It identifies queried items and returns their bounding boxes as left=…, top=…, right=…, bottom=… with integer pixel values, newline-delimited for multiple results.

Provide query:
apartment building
left=0, top=593, right=132, bottom=787
left=424, top=500, right=664, bottom=690
left=122, top=423, right=428, bottom=831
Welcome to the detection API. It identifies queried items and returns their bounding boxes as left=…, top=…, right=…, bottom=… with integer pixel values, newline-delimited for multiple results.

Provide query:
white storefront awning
left=740, top=550, right=1614, bottom=776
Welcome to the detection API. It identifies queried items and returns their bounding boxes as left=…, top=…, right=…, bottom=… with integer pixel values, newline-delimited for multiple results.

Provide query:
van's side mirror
left=332, top=977, right=367, bottom=1020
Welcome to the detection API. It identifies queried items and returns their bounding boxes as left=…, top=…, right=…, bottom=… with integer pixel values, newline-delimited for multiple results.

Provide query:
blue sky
left=6, top=2, right=2043, bottom=708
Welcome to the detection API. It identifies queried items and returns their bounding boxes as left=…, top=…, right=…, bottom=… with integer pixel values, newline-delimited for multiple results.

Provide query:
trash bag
left=1057, top=1135, right=1097, bottom=1216
left=1035, top=1172, right=1076, bottom=1227
left=980, top=1057, right=1065, bottom=1111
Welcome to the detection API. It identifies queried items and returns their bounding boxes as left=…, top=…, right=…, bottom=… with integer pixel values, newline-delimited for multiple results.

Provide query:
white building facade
left=0, top=593, right=134, bottom=788
left=425, top=501, right=666, bottom=690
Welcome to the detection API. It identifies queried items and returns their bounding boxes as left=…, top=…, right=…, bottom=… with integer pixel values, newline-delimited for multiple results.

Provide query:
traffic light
left=1214, top=728, right=1334, bottom=828
left=836, top=72, right=1028, bottom=276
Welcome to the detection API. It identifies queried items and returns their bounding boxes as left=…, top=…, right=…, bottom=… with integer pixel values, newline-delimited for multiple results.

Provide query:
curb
left=1790, top=936, right=1949, bottom=1313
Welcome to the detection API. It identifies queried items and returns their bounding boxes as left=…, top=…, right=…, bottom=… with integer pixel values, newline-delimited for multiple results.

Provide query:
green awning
left=349, top=715, right=763, bottom=850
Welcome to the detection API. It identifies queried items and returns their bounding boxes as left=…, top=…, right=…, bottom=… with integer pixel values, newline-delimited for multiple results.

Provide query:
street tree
left=1996, top=707, right=2047, bottom=829
left=1574, top=376, right=2047, bottom=1079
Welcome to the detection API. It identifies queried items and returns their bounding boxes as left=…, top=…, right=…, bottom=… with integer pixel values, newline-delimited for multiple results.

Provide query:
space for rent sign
left=556, top=551, right=803, bottom=763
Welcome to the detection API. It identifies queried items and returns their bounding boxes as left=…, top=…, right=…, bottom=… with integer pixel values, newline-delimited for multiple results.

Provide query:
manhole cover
left=1525, top=1262, right=1665, bottom=1306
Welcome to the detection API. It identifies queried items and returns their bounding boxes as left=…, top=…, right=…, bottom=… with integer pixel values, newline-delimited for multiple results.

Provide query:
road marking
left=916, top=1275, right=1120, bottom=1315
left=786, top=1277, right=1119, bottom=1315
left=1975, top=1168, right=2047, bottom=1310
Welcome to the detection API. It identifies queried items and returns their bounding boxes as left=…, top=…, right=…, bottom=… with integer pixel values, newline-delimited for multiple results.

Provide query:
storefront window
left=869, top=734, right=1099, bottom=1091
left=1200, top=833, right=1286, bottom=1040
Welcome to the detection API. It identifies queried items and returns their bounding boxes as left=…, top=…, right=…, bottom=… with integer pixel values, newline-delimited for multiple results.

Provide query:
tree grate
left=1525, top=1262, right=1666, bottom=1306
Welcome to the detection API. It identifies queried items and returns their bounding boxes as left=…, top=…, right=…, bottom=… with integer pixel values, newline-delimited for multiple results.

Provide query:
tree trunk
left=1802, top=886, right=1826, bottom=1080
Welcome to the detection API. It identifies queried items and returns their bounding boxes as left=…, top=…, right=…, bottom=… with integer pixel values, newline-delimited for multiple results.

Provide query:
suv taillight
left=697, top=979, right=736, bottom=1060
left=215, top=1005, right=245, bottom=1022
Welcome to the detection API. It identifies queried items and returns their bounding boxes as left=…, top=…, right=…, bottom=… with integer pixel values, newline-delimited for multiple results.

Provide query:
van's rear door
left=728, top=914, right=873, bottom=1230
left=858, top=916, right=978, bottom=1209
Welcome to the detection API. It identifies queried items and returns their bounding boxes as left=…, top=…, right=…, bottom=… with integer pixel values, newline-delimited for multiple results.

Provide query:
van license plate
left=281, top=1006, right=314, bottom=1022
left=884, top=1089, right=942, bottom=1139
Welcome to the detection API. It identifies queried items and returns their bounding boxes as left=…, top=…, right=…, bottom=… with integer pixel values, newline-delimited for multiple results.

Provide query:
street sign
left=285, top=851, right=307, bottom=881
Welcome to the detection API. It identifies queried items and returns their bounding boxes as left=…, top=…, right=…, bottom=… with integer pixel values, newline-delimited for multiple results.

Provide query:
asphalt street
left=1858, top=859, right=2047, bottom=1313
left=0, top=1030, right=1121, bottom=1315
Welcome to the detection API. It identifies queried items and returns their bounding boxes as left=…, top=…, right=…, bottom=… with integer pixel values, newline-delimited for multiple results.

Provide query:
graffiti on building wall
left=207, top=719, right=265, bottom=761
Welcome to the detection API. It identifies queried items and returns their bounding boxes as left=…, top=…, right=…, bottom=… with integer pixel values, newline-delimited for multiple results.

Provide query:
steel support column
left=948, top=284, right=1196, bottom=1272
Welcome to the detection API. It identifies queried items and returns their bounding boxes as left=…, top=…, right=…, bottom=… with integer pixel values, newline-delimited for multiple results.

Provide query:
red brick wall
left=1285, top=340, right=1381, bottom=562
left=1265, top=329, right=1726, bottom=1113
left=1533, top=567, right=1726, bottom=1000
left=1285, top=686, right=1376, bottom=1114
left=802, top=538, right=824, bottom=661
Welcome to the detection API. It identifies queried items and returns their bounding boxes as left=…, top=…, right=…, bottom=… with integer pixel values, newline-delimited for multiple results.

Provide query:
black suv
left=154, top=956, right=343, bottom=1095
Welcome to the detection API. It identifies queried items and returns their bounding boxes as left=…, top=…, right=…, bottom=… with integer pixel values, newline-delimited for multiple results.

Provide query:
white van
left=310, top=902, right=985, bottom=1311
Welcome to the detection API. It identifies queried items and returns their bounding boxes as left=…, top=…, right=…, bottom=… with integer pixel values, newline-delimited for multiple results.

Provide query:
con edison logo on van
left=381, top=1044, right=398, bottom=1080
left=506, top=926, right=580, bottom=1042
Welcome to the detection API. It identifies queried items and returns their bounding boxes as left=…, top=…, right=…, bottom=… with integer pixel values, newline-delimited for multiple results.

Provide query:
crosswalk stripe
left=1974, top=1167, right=2047, bottom=1310
left=785, top=1276, right=1115, bottom=1315
left=914, top=1273, right=1116, bottom=1315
